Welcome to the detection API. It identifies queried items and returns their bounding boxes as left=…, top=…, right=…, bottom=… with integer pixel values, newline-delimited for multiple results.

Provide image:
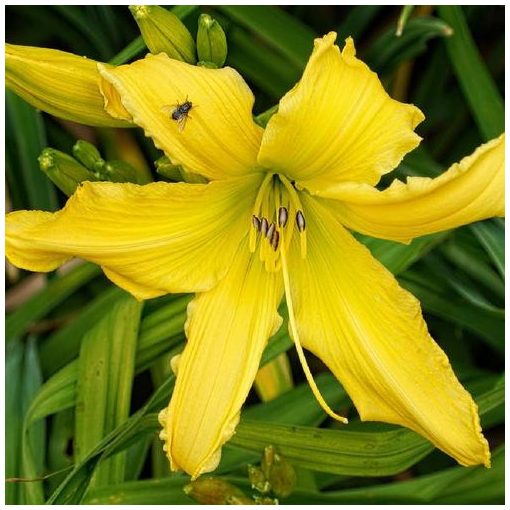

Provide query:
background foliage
left=5, top=5, right=504, bottom=505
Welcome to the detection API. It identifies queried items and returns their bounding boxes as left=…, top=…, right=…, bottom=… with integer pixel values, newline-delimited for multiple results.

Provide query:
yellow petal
left=5, top=44, right=130, bottom=128
left=310, top=134, right=505, bottom=243
left=258, top=33, right=424, bottom=186
left=160, top=244, right=283, bottom=479
left=6, top=175, right=262, bottom=299
left=99, top=54, right=263, bottom=181
left=287, top=195, right=490, bottom=467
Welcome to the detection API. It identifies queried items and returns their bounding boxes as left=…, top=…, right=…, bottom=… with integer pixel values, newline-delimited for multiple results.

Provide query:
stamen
left=271, top=230, right=280, bottom=251
left=278, top=206, right=288, bottom=227
left=252, top=215, right=261, bottom=231
left=266, top=223, right=275, bottom=240
left=261, top=218, right=268, bottom=235
left=279, top=175, right=307, bottom=259
left=279, top=231, right=348, bottom=425
left=250, top=172, right=274, bottom=252
left=296, top=210, right=306, bottom=232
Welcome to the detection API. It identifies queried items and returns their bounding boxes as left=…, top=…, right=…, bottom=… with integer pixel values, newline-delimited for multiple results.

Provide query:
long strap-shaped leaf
left=437, top=6, right=504, bottom=140
left=46, top=380, right=503, bottom=503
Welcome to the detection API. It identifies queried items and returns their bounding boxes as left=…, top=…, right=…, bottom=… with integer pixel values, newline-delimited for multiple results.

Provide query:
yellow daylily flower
left=6, top=32, right=504, bottom=480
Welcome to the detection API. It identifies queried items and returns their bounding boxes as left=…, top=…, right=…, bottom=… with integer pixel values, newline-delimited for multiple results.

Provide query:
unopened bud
left=129, top=5, right=196, bottom=64
left=155, top=156, right=207, bottom=183
left=155, top=156, right=184, bottom=181
left=184, top=477, right=254, bottom=505
left=6, top=44, right=128, bottom=127
left=103, top=160, right=139, bottom=183
left=261, top=446, right=296, bottom=498
left=72, top=140, right=105, bottom=173
left=253, top=495, right=279, bottom=505
left=248, top=465, right=271, bottom=494
left=39, top=148, right=99, bottom=196
left=197, top=14, right=228, bottom=68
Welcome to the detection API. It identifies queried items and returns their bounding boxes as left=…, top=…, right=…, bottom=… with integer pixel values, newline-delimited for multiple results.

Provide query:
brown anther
left=271, top=230, right=280, bottom=251
left=261, top=218, right=268, bottom=235
left=266, top=223, right=275, bottom=240
left=278, top=207, right=288, bottom=227
left=296, top=210, right=306, bottom=232
left=252, top=215, right=261, bottom=231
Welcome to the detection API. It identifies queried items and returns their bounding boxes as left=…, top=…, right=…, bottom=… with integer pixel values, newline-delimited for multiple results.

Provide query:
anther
left=266, top=222, right=275, bottom=240
left=261, top=218, right=268, bottom=235
left=278, top=206, right=288, bottom=227
left=252, top=215, right=261, bottom=231
left=271, top=230, right=280, bottom=251
left=296, top=210, right=306, bottom=232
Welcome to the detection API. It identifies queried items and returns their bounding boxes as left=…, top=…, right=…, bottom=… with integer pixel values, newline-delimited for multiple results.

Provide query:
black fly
left=162, top=97, right=194, bottom=132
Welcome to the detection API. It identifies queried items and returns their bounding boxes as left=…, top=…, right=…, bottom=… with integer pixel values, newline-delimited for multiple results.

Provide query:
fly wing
left=161, top=105, right=175, bottom=117
left=177, top=115, right=188, bottom=132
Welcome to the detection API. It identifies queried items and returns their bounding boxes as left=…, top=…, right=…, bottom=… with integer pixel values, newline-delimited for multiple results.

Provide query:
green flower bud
left=129, top=5, right=196, bottom=64
left=197, top=13, right=228, bottom=68
left=72, top=140, right=105, bottom=173
left=155, top=156, right=183, bottom=181
left=253, top=495, right=279, bottom=505
left=184, top=477, right=254, bottom=505
left=248, top=465, right=271, bottom=494
left=155, top=156, right=208, bottom=183
left=102, top=160, right=139, bottom=183
left=261, top=446, right=296, bottom=499
left=39, top=148, right=99, bottom=196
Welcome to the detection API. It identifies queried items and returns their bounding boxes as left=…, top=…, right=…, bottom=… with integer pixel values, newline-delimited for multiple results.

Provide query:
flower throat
left=249, top=172, right=307, bottom=273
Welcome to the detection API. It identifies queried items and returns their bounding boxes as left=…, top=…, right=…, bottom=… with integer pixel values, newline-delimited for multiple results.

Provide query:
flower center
left=249, top=173, right=307, bottom=273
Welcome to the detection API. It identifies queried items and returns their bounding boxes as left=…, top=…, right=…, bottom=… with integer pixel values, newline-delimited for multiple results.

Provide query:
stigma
left=249, top=173, right=307, bottom=272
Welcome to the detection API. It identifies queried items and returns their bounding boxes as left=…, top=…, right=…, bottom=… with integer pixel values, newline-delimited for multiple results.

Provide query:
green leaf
left=39, top=286, right=126, bottom=377
left=228, top=383, right=502, bottom=477
left=6, top=90, right=58, bottom=211
left=400, top=269, right=504, bottom=348
left=365, top=17, right=453, bottom=75
left=227, top=27, right=300, bottom=98
left=47, top=409, right=74, bottom=493
left=470, top=219, right=504, bottom=279
left=437, top=6, right=504, bottom=140
left=440, top=234, right=504, bottom=299
left=46, top=376, right=176, bottom=504
left=5, top=340, right=24, bottom=504
left=6, top=262, right=101, bottom=341
left=85, top=477, right=195, bottom=504
left=231, top=420, right=432, bottom=477
left=396, top=6, right=415, bottom=36
left=218, top=6, right=315, bottom=69
left=20, top=338, right=46, bottom=504
left=74, top=294, right=142, bottom=488
left=75, top=443, right=507, bottom=505
left=281, top=444, right=505, bottom=504
left=336, top=6, right=383, bottom=42
left=423, top=252, right=503, bottom=316
left=357, top=232, right=448, bottom=275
